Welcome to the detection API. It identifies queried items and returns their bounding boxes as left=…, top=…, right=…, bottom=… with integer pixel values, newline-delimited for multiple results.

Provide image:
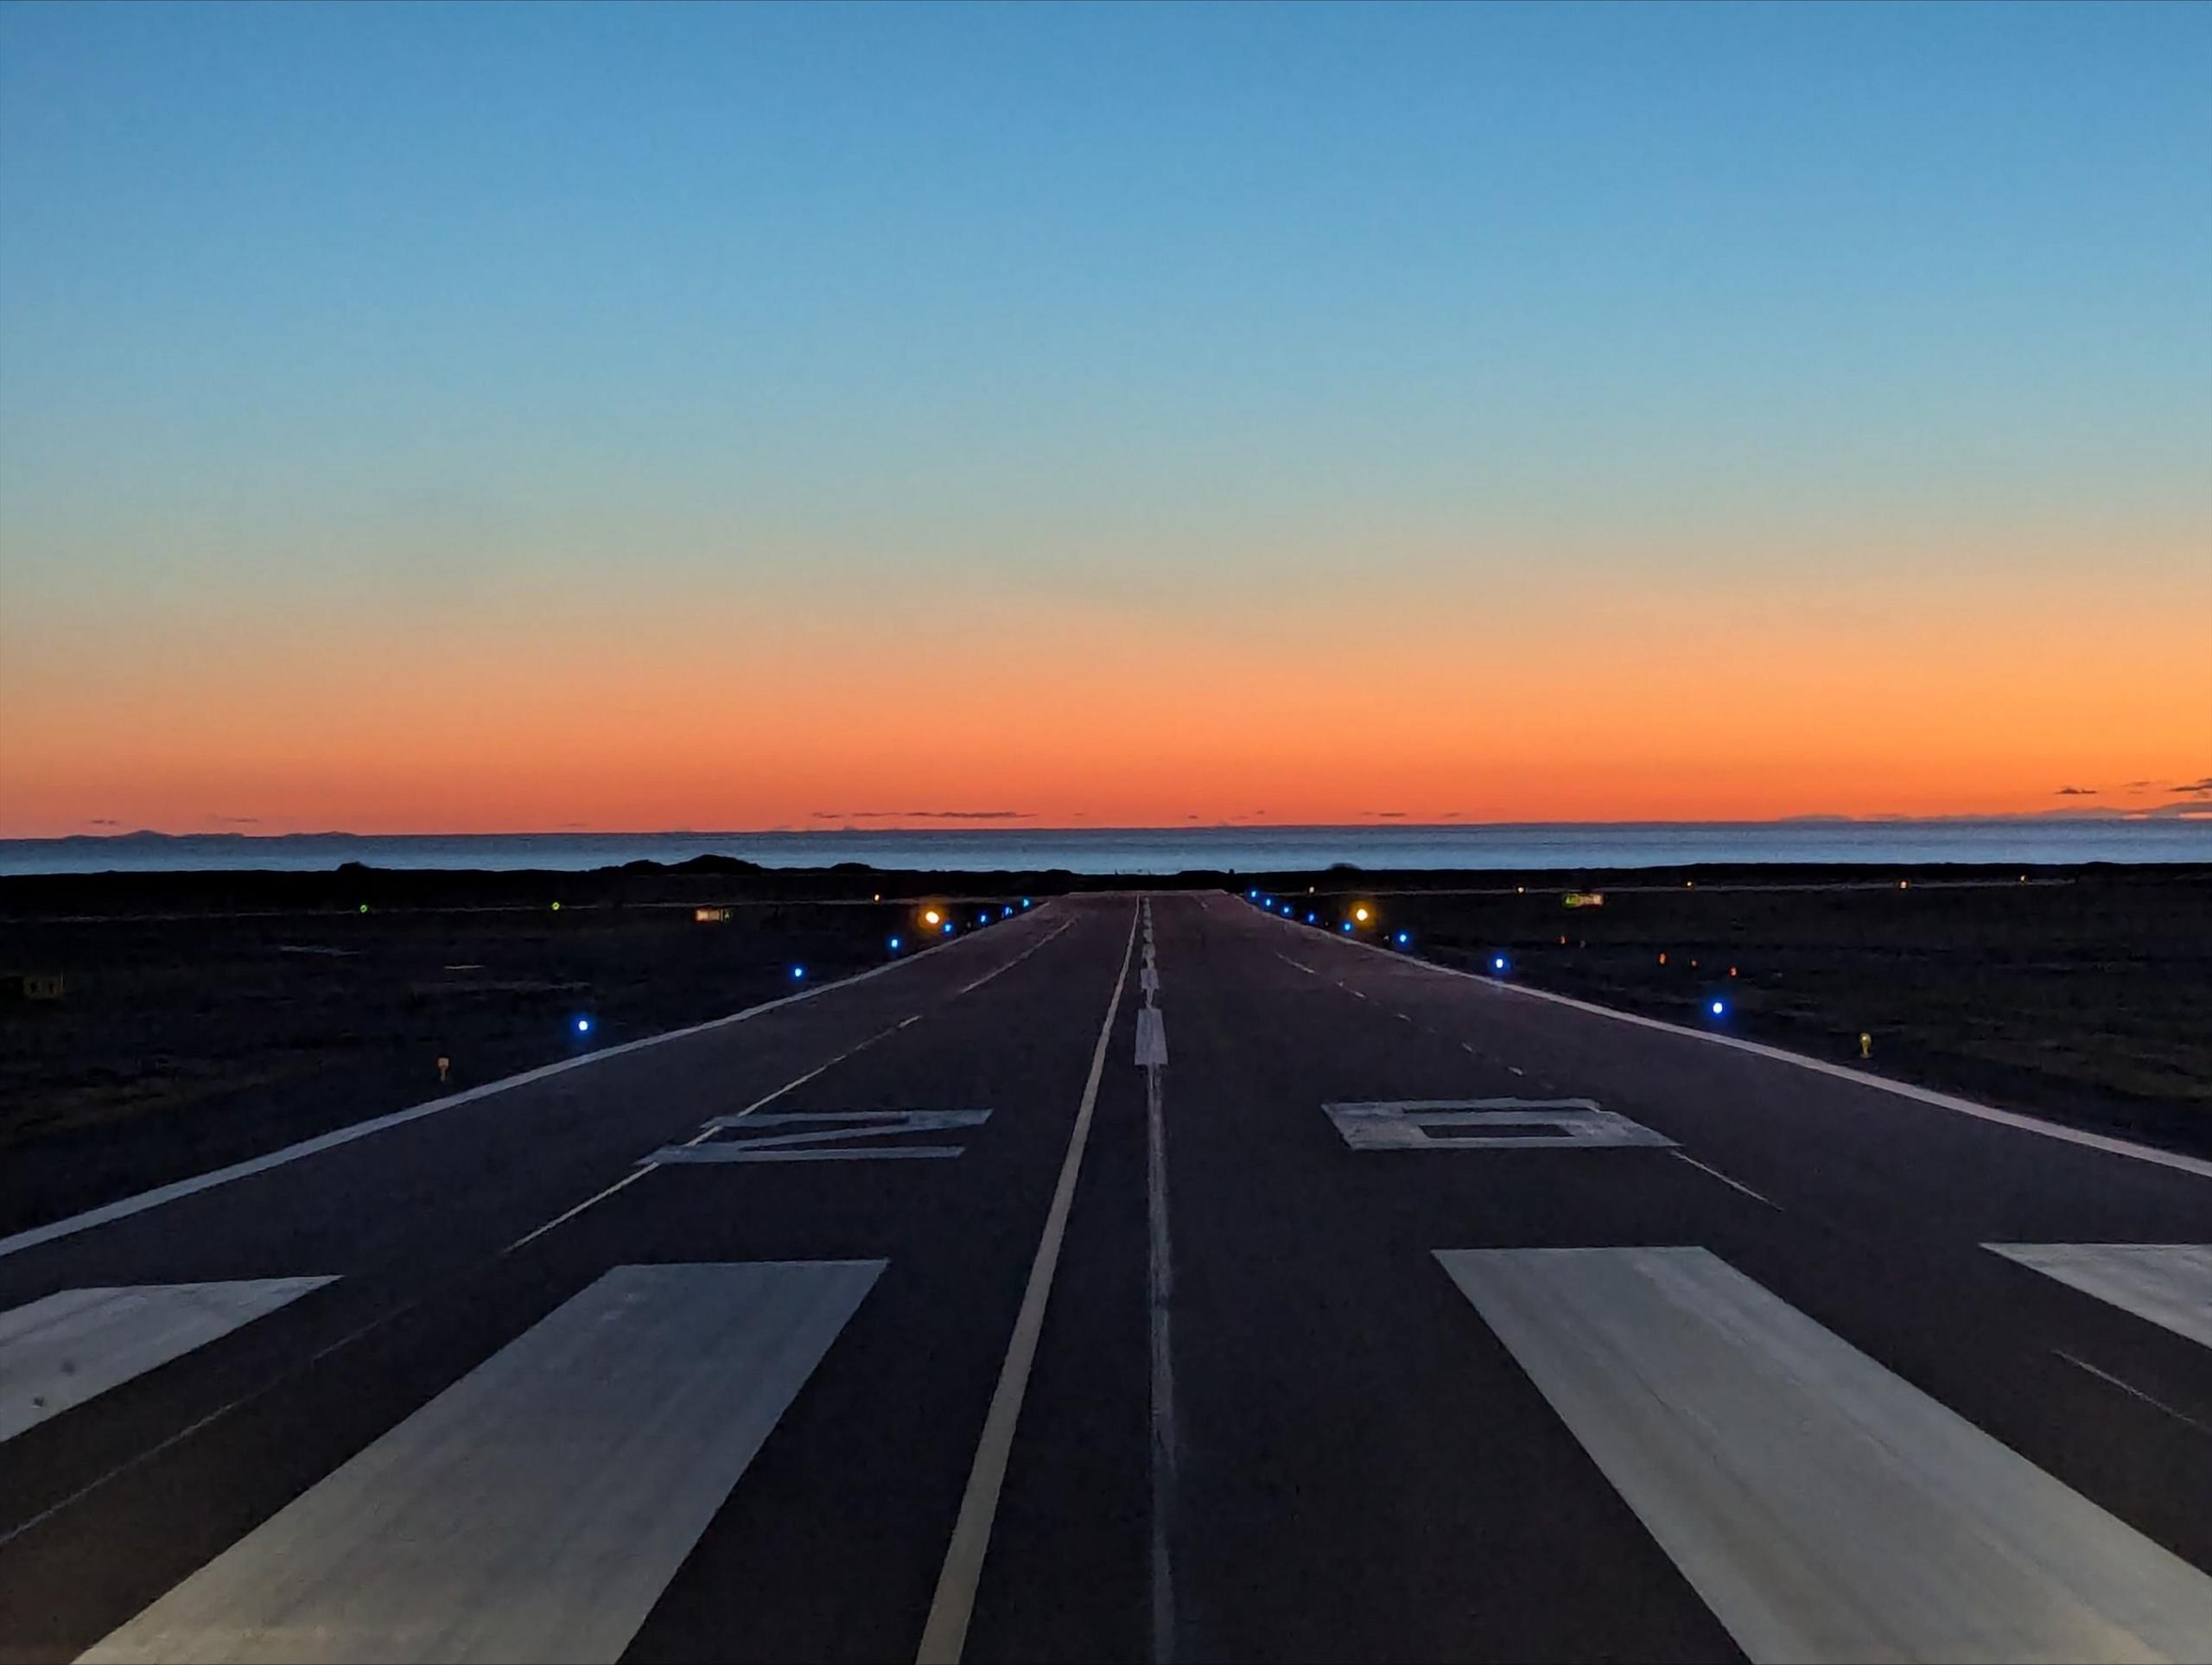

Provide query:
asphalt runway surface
left=2, top=893, right=2209, bottom=1663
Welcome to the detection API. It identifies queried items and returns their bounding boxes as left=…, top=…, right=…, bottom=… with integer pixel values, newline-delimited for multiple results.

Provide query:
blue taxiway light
left=791, top=965, right=806, bottom=981
left=1492, top=956, right=1508, bottom=972
left=1342, top=922, right=1354, bottom=933
left=942, top=921, right=955, bottom=934
left=1306, top=912, right=1317, bottom=924
left=1710, top=999, right=1727, bottom=1016
left=1003, top=906, right=1013, bottom=917
left=888, top=937, right=902, bottom=951
left=1021, top=897, right=1032, bottom=908
left=1248, top=889, right=1258, bottom=899
left=1394, top=931, right=1410, bottom=946
left=575, top=1017, right=592, bottom=1034
left=978, top=912, right=989, bottom=925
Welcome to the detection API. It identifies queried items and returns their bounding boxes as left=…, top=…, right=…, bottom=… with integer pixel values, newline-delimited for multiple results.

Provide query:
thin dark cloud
left=2174, top=776, right=2212, bottom=797
left=2121, top=779, right=2157, bottom=791
left=810, top=809, right=1033, bottom=821
left=208, top=814, right=261, bottom=825
left=1368, top=810, right=1409, bottom=818
left=89, top=817, right=118, bottom=827
left=2052, top=785, right=2098, bottom=797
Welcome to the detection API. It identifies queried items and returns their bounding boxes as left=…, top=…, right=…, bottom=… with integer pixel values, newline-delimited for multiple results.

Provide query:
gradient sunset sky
left=3, top=3, right=2207, bottom=836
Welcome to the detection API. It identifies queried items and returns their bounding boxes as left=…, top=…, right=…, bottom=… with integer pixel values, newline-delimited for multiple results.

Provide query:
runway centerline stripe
left=0, top=1280, right=334, bottom=1446
left=81, top=1261, right=884, bottom=1665
left=1986, top=1244, right=2212, bottom=1351
left=916, top=901, right=1141, bottom=1665
left=1140, top=898, right=1179, bottom=1665
left=1437, top=1245, right=2212, bottom=1663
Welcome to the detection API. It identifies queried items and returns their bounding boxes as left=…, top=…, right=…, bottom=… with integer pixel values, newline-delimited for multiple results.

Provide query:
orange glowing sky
left=3, top=6, right=2208, bottom=837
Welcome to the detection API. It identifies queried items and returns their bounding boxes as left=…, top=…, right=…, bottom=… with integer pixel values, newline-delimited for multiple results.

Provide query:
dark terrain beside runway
left=1230, top=864, right=2212, bottom=1153
left=0, top=862, right=1069, bottom=1235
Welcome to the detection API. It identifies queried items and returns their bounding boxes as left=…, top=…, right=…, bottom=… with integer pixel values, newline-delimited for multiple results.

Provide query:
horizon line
left=15, top=809, right=2212, bottom=842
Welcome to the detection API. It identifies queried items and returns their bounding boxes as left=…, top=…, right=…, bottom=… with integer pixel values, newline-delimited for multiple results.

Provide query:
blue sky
left=3, top=3, right=2207, bottom=831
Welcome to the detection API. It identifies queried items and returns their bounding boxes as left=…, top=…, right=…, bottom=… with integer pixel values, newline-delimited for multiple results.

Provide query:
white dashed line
left=1669, top=1151, right=1779, bottom=1210
left=2051, top=1350, right=2211, bottom=1435
left=506, top=1053, right=847, bottom=1254
left=957, top=918, right=1075, bottom=995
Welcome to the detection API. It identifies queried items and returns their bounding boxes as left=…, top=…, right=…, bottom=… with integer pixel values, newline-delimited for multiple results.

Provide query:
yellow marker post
left=1859, top=1032, right=1873, bottom=1060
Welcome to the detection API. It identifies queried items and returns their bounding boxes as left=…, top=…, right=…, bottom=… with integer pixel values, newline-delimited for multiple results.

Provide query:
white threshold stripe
left=82, top=1261, right=884, bottom=1665
left=0, top=906, right=1060, bottom=1264
left=0, top=1279, right=334, bottom=1446
left=1986, top=1244, right=2212, bottom=1352
left=916, top=902, right=1141, bottom=1665
left=1437, top=1246, right=2212, bottom=1663
left=1245, top=906, right=2212, bottom=1182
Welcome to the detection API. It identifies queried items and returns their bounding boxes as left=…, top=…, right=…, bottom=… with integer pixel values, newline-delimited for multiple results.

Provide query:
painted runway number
left=1321, top=1099, right=1675, bottom=1152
